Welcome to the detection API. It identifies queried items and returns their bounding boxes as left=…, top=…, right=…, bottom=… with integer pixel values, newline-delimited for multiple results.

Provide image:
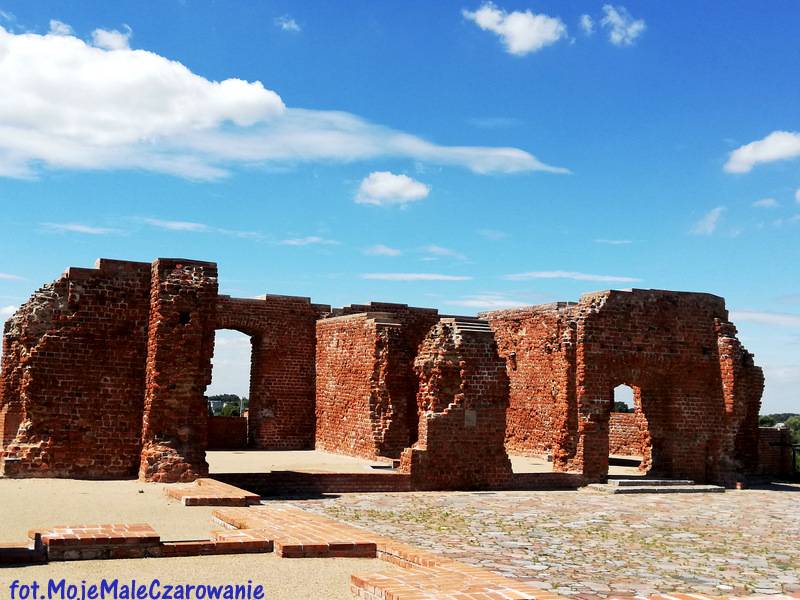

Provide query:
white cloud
left=42, top=222, right=120, bottom=234
left=0, top=10, right=14, bottom=23
left=579, top=14, right=594, bottom=35
left=724, top=131, right=800, bottom=174
left=421, top=245, right=466, bottom=260
left=0, top=272, right=23, bottom=281
left=796, top=188, right=800, bottom=204
left=144, top=218, right=209, bottom=232
left=731, top=310, right=800, bottom=328
left=752, top=197, right=779, bottom=209
left=503, top=270, right=641, bottom=283
left=447, top=293, right=526, bottom=309
left=91, top=25, right=132, bottom=50
left=600, top=5, right=646, bottom=46
left=142, top=218, right=260, bottom=238
left=278, top=236, right=339, bottom=246
left=274, top=16, right=301, bottom=33
left=0, top=305, right=17, bottom=318
left=364, top=244, right=402, bottom=257
left=0, top=25, right=566, bottom=180
left=356, top=171, right=430, bottom=206
left=462, top=2, right=566, bottom=56
left=477, top=228, right=509, bottom=240
left=362, top=273, right=472, bottom=281
left=48, top=20, right=73, bottom=36
left=690, top=206, right=725, bottom=235
left=594, top=238, right=633, bottom=245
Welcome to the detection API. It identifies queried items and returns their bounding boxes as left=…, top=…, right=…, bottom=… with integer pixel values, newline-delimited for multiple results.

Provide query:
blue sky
left=0, top=2, right=798, bottom=412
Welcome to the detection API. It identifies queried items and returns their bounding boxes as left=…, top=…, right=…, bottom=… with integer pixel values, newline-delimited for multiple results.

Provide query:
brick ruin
left=0, top=258, right=774, bottom=487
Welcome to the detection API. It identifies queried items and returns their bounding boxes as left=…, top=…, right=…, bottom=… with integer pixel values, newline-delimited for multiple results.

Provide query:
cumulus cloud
left=0, top=25, right=566, bottom=180
left=579, top=14, right=594, bottom=35
left=462, top=2, right=567, bottom=56
left=274, top=16, right=301, bottom=33
left=91, top=25, right=132, bottom=50
left=730, top=310, right=800, bottom=328
left=0, top=305, right=17, bottom=318
left=42, top=222, right=119, bottom=234
left=356, top=171, right=430, bottom=206
left=362, top=273, right=472, bottom=281
left=753, top=197, right=779, bottom=209
left=0, top=272, right=23, bottom=281
left=601, top=5, right=646, bottom=46
left=503, top=270, right=641, bottom=283
left=278, top=236, right=339, bottom=246
left=364, top=244, right=402, bottom=256
left=690, top=206, right=725, bottom=235
left=724, top=131, right=800, bottom=174
left=48, top=20, right=73, bottom=36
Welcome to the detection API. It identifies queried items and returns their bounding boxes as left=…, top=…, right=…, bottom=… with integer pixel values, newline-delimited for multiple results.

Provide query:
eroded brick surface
left=485, top=290, right=765, bottom=484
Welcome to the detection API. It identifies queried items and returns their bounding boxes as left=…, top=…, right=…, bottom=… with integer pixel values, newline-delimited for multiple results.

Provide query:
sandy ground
left=0, top=479, right=219, bottom=542
left=0, top=554, right=396, bottom=600
left=0, top=478, right=400, bottom=599
left=207, top=449, right=642, bottom=476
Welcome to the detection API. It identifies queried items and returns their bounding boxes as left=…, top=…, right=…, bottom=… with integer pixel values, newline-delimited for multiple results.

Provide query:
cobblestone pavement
left=290, top=484, right=800, bottom=598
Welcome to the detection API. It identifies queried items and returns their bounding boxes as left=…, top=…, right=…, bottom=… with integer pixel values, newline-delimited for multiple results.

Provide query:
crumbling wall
left=214, top=295, right=328, bottom=450
left=315, top=313, right=411, bottom=459
left=139, top=259, right=218, bottom=483
left=400, top=318, right=513, bottom=490
left=0, top=259, right=151, bottom=478
left=207, top=416, right=248, bottom=450
left=484, top=304, right=577, bottom=461
left=485, top=289, right=763, bottom=484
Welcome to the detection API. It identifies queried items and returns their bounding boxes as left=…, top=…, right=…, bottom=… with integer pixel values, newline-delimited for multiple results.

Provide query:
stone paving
left=290, top=484, right=800, bottom=597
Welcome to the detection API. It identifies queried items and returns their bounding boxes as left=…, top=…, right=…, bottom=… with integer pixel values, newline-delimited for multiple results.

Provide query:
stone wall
left=214, top=294, right=328, bottom=450
left=400, top=318, right=513, bottom=490
left=0, top=259, right=151, bottom=478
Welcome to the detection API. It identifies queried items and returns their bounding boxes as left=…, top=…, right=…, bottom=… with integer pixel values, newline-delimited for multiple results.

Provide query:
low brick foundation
left=207, top=416, right=247, bottom=450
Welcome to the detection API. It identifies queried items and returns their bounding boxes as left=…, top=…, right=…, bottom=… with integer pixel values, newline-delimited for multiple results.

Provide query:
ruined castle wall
left=757, top=427, right=794, bottom=478
left=483, top=304, right=578, bottom=460
left=315, top=313, right=411, bottom=460
left=139, top=259, right=218, bottom=483
left=400, top=319, right=513, bottom=490
left=575, top=290, right=760, bottom=483
left=0, top=259, right=151, bottom=478
left=214, top=295, right=327, bottom=450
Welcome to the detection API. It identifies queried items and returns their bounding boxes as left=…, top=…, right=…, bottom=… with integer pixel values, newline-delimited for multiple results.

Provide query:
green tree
left=785, top=415, right=800, bottom=444
left=759, top=415, right=777, bottom=427
left=221, top=402, right=240, bottom=417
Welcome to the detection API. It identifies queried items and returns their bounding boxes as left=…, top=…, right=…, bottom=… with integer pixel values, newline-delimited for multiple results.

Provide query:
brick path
left=290, top=486, right=800, bottom=597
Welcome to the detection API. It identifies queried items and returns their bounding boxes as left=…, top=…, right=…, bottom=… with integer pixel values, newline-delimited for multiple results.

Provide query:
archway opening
left=608, top=384, right=648, bottom=474
left=206, top=329, right=252, bottom=455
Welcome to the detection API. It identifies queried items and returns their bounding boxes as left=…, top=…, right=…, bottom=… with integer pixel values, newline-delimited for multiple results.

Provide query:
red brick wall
left=139, top=259, right=218, bottom=483
left=485, top=289, right=763, bottom=484
left=0, top=259, right=151, bottom=478
left=484, top=304, right=577, bottom=460
left=608, top=413, right=646, bottom=456
left=400, top=319, right=513, bottom=490
left=315, top=313, right=410, bottom=459
left=207, top=416, right=248, bottom=449
left=215, top=294, right=327, bottom=450
left=757, top=427, right=793, bottom=477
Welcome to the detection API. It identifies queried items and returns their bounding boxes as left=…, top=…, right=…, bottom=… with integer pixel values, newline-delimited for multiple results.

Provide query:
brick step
left=610, top=478, right=696, bottom=487
left=584, top=483, right=725, bottom=494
